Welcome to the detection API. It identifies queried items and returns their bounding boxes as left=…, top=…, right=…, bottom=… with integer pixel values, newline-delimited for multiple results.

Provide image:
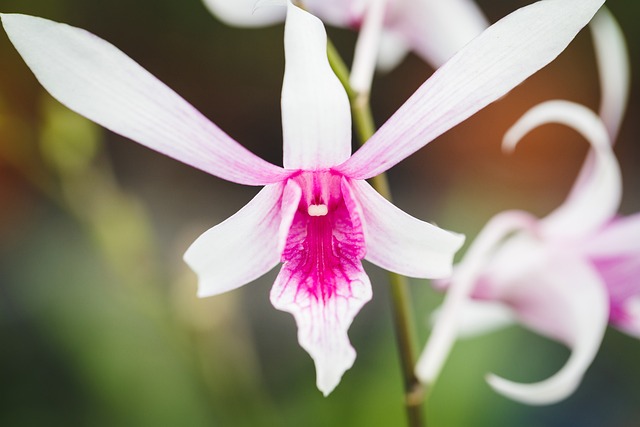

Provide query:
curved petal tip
left=485, top=369, right=581, bottom=406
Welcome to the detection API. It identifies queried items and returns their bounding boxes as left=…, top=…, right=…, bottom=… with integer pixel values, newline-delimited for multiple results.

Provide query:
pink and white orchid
left=2, top=0, right=605, bottom=395
left=417, top=7, right=633, bottom=405
left=203, top=0, right=489, bottom=91
left=417, top=100, right=640, bottom=405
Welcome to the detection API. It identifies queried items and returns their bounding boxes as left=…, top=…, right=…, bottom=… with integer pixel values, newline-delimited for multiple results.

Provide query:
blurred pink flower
left=2, top=0, right=604, bottom=394
left=418, top=100, right=639, bottom=405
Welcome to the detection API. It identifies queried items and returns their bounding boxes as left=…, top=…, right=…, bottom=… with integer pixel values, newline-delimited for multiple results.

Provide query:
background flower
left=417, top=100, right=628, bottom=405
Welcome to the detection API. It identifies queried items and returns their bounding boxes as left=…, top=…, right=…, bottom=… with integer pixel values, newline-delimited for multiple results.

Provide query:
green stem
left=327, top=40, right=426, bottom=427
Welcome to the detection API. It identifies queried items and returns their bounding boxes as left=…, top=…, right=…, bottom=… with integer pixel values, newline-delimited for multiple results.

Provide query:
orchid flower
left=417, top=99, right=640, bottom=405
left=203, top=0, right=489, bottom=92
left=2, top=0, right=605, bottom=395
left=417, top=7, right=632, bottom=405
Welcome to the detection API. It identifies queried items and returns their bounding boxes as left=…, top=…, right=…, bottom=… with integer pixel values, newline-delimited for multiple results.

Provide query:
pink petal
left=485, top=257, right=609, bottom=405
left=1, top=13, right=287, bottom=186
left=503, top=100, right=621, bottom=239
left=614, top=297, right=640, bottom=339
left=583, top=213, right=640, bottom=257
left=281, top=3, right=352, bottom=170
left=270, top=173, right=371, bottom=395
left=349, top=179, right=464, bottom=278
left=592, top=254, right=640, bottom=337
left=184, top=183, right=294, bottom=297
left=416, top=210, right=537, bottom=385
left=336, top=0, right=605, bottom=179
left=202, top=0, right=286, bottom=27
left=391, top=0, right=488, bottom=68
left=587, top=216, right=640, bottom=338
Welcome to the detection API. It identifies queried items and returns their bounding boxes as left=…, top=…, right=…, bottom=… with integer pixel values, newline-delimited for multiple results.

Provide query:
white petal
left=486, top=259, right=609, bottom=405
left=416, top=210, right=537, bottom=385
left=503, top=100, right=621, bottom=238
left=569, top=8, right=630, bottom=207
left=337, top=0, right=605, bottom=179
left=392, top=0, right=488, bottom=68
left=304, top=0, right=362, bottom=27
left=1, top=14, right=287, bottom=186
left=348, top=179, right=464, bottom=279
left=281, top=3, right=352, bottom=170
left=202, top=0, right=286, bottom=27
left=349, top=0, right=386, bottom=94
left=376, top=30, right=410, bottom=72
left=442, top=300, right=515, bottom=338
left=591, top=7, right=630, bottom=140
left=184, top=183, right=293, bottom=297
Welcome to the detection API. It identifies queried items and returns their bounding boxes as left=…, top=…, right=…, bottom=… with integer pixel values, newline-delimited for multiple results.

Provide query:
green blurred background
left=0, top=0, right=639, bottom=425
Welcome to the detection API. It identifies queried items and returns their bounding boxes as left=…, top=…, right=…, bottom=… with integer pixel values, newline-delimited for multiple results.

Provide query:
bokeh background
left=1, top=0, right=639, bottom=426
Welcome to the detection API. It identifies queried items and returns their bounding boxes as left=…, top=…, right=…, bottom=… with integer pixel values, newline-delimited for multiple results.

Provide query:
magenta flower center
left=279, top=170, right=366, bottom=303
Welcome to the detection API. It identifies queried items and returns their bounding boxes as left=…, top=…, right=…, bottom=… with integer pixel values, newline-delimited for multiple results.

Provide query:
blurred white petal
left=431, top=300, right=515, bottom=338
left=591, top=7, right=630, bottom=139
left=392, top=0, right=488, bottom=68
left=503, top=100, right=621, bottom=239
left=349, top=0, right=386, bottom=94
left=416, top=210, right=536, bottom=384
left=486, top=259, right=608, bottom=405
left=570, top=8, right=630, bottom=203
left=202, top=0, right=286, bottom=27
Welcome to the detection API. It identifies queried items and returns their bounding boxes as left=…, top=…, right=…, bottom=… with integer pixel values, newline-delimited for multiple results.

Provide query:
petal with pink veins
left=270, top=174, right=371, bottom=395
left=590, top=251, right=640, bottom=338
left=281, top=3, right=352, bottom=170
left=349, top=179, right=464, bottom=279
left=584, top=215, right=640, bottom=337
left=1, top=13, right=287, bottom=186
left=337, top=0, right=605, bottom=179
left=184, top=183, right=294, bottom=298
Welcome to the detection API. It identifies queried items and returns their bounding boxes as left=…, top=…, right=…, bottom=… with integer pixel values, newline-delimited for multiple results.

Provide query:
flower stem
left=327, top=40, right=426, bottom=427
